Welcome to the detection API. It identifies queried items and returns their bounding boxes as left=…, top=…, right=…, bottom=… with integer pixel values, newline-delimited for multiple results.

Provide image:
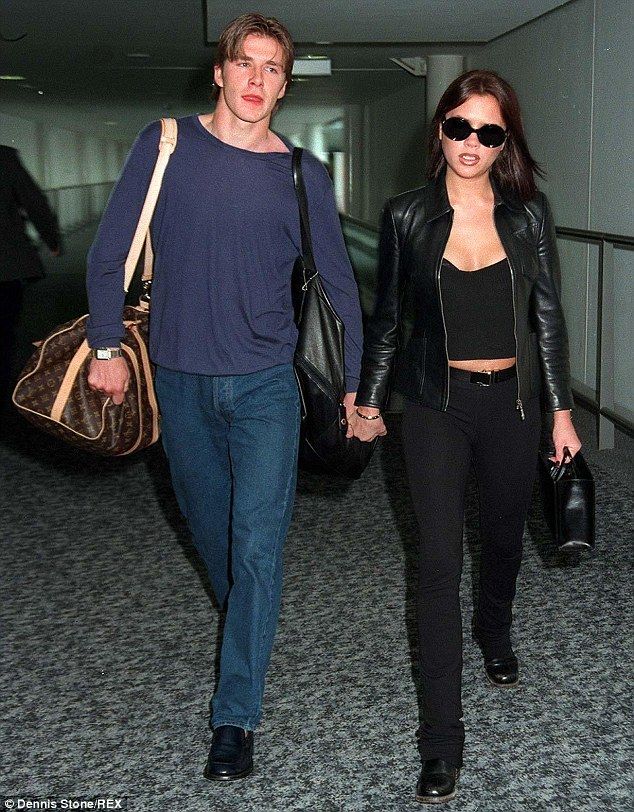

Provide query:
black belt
left=449, top=365, right=516, bottom=386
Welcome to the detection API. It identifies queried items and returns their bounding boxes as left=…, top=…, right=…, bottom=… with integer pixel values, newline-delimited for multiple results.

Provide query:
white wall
left=274, top=105, right=345, bottom=156
left=359, top=78, right=428, bottom=225
left=0, top=110, right=127, bottom=190
left=468, top=0, right=634, bottom=417
left=0, top=108, right=129, bottom=232
left=467, top=0, right=595, bottom=228
left=590, top=0, right=634, bottom=235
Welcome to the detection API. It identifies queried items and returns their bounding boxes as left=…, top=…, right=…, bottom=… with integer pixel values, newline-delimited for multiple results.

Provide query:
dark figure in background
left=348, top=71, right=581, bottom=804
left=0, top=145, right=61, bottom=406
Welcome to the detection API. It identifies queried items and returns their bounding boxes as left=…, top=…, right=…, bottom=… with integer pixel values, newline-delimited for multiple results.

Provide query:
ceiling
left=206, top=1, right=571, bottom=43
left=0, top=0, right=572, bottom=139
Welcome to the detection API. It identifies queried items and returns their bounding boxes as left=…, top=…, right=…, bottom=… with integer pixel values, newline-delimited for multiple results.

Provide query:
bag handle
left=550, top=446, right=574, bottom=481
left=123, top=118, right=178, bottom=292
left=292, top=148, right=318, bottom=286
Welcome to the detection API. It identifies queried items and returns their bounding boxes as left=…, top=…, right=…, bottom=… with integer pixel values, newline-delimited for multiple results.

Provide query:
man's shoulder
left=134, top=119, right=163, bottom=149
left=129, top=116, right=198, bottom=160
left=296, top=146, right=327, bottom=173
left=293, top=147, right=332, bottom=197
left=135, top=115, right=221, bottom=157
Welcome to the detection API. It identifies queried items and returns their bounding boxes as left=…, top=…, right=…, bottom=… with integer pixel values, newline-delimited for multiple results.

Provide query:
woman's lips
left=459, top=153, right=480, bottom=166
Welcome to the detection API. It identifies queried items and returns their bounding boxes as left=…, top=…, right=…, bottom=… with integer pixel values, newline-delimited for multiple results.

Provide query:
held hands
left=343, top=392, right=388, bottom=442
left=550, top=409, right=582, bottom=464
left=87, top=357, right=130, bottom=405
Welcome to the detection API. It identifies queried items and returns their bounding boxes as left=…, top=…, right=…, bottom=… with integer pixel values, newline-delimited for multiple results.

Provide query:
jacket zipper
left=506, top=248, right=525, bottom=420
left=436, top=212, right=454, bottom=411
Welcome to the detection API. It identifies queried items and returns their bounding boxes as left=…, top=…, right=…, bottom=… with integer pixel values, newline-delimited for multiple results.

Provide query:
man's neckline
left=194, top=115, right=292, bottom=156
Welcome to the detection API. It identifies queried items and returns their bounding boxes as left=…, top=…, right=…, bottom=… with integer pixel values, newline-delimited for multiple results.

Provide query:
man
left=0, top=146, right=61, bottom=410
left=86, top=13, right=362, bottom=781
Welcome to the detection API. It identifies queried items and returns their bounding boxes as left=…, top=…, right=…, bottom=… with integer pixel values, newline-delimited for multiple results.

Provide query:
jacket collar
left=491, top=173, right=525, bottom=213
left=424, top=169, right=524, bottom=223
left=423, top=171, right=452, bottom=223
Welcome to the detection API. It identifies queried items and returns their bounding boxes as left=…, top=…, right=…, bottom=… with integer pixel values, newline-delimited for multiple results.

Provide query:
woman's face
left=439, top=93, right=506, bottom=181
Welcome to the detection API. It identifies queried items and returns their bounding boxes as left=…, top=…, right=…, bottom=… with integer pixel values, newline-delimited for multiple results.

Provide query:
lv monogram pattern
left=13, top=305, right=160, bottom=456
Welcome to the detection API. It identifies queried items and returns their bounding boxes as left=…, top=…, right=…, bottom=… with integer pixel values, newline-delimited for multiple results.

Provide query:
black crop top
left=440, top=257, right=516, bottom=360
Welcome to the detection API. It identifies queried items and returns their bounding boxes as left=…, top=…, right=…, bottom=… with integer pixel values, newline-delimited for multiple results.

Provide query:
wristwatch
left=93, top=347, right=123, bottom=360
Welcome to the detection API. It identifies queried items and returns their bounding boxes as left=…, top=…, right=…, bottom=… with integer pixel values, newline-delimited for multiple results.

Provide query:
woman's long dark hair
left=427, top=70, right=543, bottom=201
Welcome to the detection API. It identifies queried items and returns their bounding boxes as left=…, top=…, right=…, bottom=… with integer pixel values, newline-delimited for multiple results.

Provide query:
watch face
left=95, top=348, right=120, bottom=360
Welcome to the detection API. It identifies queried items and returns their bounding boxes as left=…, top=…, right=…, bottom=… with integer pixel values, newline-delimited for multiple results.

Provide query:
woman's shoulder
left=520, top=189, right=553, bottom=233
left=388, top=179, right=436, bottom=206
left=384, top=178, right=445, bottom=227
left=523, top=187, right=547, bottom=207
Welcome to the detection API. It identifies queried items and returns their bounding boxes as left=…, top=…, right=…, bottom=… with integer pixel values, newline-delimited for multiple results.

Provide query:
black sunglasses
left=441, top=116, right=507, bottom=148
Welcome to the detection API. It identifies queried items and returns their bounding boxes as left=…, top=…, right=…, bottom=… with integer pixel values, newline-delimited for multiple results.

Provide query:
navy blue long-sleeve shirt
left=86, top=115, right=363, bottom=389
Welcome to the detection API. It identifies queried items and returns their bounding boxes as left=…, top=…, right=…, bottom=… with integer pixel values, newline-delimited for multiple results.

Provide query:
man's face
left=214, top=34, right=288, bottom=125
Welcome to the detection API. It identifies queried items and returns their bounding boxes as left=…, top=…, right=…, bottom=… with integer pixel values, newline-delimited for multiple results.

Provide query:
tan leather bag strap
left=123, top=117, right=177, bottom=292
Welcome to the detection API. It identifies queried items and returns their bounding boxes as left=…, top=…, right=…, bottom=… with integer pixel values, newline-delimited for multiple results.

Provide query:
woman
left=347, top=70, right=581, bottom=804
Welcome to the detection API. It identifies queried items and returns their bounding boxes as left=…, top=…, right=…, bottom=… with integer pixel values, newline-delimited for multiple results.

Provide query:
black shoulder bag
left=291, top=148, right=376, bottom=479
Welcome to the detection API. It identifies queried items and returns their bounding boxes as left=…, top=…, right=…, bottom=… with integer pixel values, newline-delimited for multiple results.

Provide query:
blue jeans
left=154, top=363, right=300, bottom=731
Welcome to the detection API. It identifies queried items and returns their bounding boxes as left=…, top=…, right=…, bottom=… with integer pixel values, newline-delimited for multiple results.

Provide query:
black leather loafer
left=203, top=725, right=254, bottom=781
left=485, top=654, right=519, bottom=687
left=416, top=759, right=460, bottom=804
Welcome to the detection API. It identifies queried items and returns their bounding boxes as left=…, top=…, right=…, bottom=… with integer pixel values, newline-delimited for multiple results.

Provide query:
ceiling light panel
left=293, top=59, right=331, bottom=76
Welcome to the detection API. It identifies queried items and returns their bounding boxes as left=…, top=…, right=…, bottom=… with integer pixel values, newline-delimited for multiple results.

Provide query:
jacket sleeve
left=10, top=151, right=61, bottom=251
left=355, top=201, right=403, bottom=409
left=86, top=122, right=161, bottom=348
left=532, top=193, right=574, bottom=411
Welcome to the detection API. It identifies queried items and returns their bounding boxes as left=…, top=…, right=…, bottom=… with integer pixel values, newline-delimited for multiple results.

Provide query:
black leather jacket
left=355, top=173, right=573, bottom=415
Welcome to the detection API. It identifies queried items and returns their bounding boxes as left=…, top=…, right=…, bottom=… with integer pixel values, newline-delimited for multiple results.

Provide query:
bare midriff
left=449, top=357, right=516, bottom=372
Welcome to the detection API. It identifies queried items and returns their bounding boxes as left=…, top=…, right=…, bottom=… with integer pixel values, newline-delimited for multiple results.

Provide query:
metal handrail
left=343, top=214, right=634, bottom=248
left=555, top=226, right=633, bottom=443
left=42, top=181, right=115, bottom=235
left=555, top=226, right=634, bottom=247
left=342, top=213, right=379, bottom=234
left=43, top=181, right=114, bottom=193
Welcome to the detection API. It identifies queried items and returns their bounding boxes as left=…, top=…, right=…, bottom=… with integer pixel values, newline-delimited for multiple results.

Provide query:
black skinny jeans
left=401, top=371, right=541, bottom=768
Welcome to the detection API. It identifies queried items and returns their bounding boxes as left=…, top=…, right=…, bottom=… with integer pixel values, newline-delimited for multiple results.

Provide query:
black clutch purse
left=291, top=148, right=377, bottom=479
left=538, top=447, right=595, bottom=550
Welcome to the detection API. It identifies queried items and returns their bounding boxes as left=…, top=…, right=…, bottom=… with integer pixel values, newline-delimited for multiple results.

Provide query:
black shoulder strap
left=292, top=148, right=317, bottom=273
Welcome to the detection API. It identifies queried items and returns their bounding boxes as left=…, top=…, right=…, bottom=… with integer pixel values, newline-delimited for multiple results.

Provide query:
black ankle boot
left=416, top=759, right=460, bottom=804
left=484, top=654, right=519, bottom=687
left=204, top=725, right=254, bottom=781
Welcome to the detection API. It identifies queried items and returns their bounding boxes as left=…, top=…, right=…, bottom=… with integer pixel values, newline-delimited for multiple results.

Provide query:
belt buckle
left=473, top=370, right=494, bottom=386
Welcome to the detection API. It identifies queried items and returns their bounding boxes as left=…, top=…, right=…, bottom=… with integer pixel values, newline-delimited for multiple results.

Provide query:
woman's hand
left=550, top=409, right=582, bottom=464
left=346, top=403, right=388, bottom=443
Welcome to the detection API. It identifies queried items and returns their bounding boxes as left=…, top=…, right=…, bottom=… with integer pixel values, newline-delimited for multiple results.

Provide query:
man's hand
left=550, top=409, right=582, bottom=464
left=343, top=392, right=357, bottom=418
left=87, top=357, right=129, bottom=405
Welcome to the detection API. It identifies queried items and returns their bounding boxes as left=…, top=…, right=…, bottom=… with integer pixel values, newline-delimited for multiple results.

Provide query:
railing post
left=597, top=239, right=615, bottom=449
